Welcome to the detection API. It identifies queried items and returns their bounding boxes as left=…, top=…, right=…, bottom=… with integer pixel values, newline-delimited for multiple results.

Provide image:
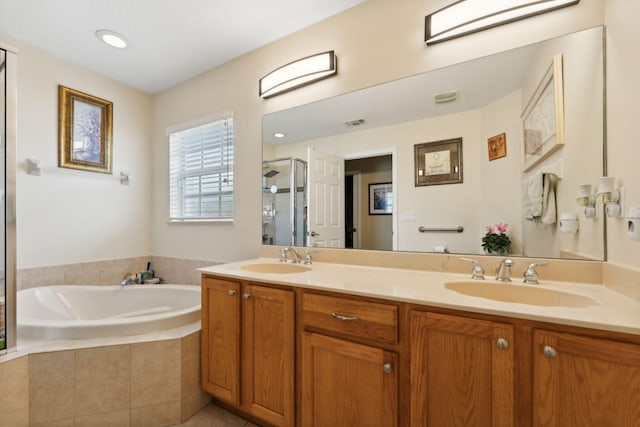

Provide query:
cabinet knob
left=228, top=290, right=236, bottom=296
left=496, top=338, right=509, bottom=350
left=543, top=345, right=558, bottom=359
left=383, top=363, right=392, bottom=374
left=243, top=293, right=251, bottom=300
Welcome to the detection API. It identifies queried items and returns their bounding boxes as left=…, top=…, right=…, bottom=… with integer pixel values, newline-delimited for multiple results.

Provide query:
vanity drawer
left=302, top=292, right=398, bottom=344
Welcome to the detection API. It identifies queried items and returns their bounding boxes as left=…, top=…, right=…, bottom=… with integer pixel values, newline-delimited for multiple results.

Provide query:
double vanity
left=199, top=253, right=640, bottom=426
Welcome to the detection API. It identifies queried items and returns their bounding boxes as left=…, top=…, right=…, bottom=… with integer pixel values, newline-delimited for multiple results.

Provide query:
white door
left=307, top=148, right=345, bottom=248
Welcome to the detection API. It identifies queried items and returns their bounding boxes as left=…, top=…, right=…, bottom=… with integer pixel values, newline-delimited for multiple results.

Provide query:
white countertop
left=199, top=258, right=640, bottom=336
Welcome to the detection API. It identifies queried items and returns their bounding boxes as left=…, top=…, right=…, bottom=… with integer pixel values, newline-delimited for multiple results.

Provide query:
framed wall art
left=521, top=53, right=565, bottom=172
left=488, top=132, right=507, bottom=161
left=58, top=85, right=113, bottom=174
left=414, top=137, right=463, bottom=186
left=368, top=182, right=392, bottom=215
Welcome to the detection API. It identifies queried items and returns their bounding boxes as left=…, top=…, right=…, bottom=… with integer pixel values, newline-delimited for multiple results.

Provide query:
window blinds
left=169, top=117, right=234, bottom=220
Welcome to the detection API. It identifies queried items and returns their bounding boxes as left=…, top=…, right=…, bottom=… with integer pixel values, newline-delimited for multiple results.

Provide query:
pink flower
left=486, top=225, right=495, bottom=234
left=496, top=223, right=509, bottom=233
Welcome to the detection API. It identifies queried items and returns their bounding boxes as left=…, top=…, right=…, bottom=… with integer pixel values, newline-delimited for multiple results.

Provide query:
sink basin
left=240, top=263, right=311, bottom=274
left=445, top=281, right=599, bottom=308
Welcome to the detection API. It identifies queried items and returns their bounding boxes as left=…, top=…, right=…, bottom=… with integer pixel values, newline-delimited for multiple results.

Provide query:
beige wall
left=152, top=0, right=606, bottom=264
left=0, top=35, right=153, bottom=269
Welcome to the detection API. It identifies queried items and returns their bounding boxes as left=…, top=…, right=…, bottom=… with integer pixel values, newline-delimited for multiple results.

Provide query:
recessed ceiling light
left=95, top=30, right=128, bottom=49
left=274, top=132, right=286, bottom=138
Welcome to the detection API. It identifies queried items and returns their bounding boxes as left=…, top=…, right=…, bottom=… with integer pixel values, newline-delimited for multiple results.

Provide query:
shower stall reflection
left=262, top=158, right=307, bottom=247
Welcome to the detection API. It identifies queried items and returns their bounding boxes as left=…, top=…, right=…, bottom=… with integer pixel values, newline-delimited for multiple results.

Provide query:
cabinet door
left=201, top=276, right=241, bottom=404
left=242, top=284, right=295, bottom=427
left=410, top=311, right=515, bottom=427
left=301, top=332, right=398, bottom=427
left=533, top=329, right=640, bottom=427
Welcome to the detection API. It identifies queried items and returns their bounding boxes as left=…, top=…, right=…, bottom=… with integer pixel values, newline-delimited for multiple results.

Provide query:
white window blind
left=169, top=116, right=234, bottom=220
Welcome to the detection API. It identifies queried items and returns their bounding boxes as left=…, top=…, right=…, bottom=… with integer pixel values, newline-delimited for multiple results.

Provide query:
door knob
left=310, top=231, right=320, bottom=237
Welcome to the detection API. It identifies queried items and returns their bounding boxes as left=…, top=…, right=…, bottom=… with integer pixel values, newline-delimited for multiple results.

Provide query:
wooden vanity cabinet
left=300, top=291, right=400, bottom=426
left=410, top=311, right=515, bottom=427
left=201, top=275, right=295, bottom=427
left=532, top=329, right=640, bottom=427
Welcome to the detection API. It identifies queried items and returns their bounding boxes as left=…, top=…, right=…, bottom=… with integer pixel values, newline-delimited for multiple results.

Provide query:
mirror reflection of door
left=345, top=155, right=393, bottom=251
left=307, top=148, right=345, bottom=247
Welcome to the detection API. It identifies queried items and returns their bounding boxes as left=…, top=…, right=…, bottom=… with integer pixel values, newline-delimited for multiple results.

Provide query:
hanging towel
left=523, top=173, right=544, bottom=220
left=540, top=174, right=557, bottom=225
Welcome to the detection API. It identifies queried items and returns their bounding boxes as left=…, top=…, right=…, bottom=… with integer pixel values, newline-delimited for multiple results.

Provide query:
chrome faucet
left=280, top=247, right=302, bottom=263
left=120, top=274, right=137, bottom=286
left=460, top=258, right=485, bottom=280
left=495, top=258, right=513, bottom=282
left=303, top=249, right=319, bottom=265
left=523, top=261, right=548, bottom=284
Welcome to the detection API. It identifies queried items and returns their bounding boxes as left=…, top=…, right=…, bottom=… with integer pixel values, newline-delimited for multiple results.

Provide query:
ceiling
left=0, top=0, right=366, bottom=94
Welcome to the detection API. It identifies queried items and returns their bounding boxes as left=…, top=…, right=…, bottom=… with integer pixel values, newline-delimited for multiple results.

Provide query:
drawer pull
left=383, top=363, right=392, bottom=374
left=543, top=345, right=558, bottom=359
left=331, top=312, right=359, bottom=322
left=228, top=290, right=236, bottom=296
left=243, top=293, right=251, bottom=300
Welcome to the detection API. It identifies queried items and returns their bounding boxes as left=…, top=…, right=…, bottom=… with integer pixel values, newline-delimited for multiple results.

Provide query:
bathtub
left=17, top=285, right=200, bottom=340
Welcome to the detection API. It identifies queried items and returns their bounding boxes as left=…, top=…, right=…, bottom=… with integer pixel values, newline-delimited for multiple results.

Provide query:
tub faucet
left=495, top=258, right=513, bottom=282
left=120, top=275, right=137, bottom=286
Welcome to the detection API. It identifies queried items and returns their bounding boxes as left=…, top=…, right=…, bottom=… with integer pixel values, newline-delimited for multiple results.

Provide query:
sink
left=240, top=263, right=311, bottom=274
left=445, top=281, right=599, bottom=308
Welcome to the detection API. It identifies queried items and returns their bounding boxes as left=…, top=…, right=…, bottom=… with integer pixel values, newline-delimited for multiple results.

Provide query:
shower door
left=0, top=45, right=17, bottom=353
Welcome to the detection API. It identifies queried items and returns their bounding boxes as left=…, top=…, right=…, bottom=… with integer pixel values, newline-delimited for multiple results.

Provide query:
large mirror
left=262, top=26, right=605, bottom=261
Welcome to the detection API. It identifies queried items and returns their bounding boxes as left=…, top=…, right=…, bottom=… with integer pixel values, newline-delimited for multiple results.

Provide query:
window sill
left=167, top=219, right=234, bottom=225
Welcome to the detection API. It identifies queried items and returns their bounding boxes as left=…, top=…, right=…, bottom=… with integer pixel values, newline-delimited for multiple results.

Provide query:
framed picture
left=414, top=137, right=463, bottom=186
left=488, top=132, right=507, bottom=161
left=521, top=53, right=565, bottom=172
left=58, top=85, right=113, bottom=174
left=368, top=182, right=392, bottom=215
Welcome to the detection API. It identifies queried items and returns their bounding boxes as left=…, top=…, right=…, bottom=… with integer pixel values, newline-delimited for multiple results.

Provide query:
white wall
left=605, top=0, right=640, bottom=267
left=0, top=35, right=153, bottom=268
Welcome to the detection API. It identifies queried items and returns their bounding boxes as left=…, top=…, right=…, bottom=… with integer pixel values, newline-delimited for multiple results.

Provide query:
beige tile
left=75, top=409, right=131, bottom=427
left=30, top=419, right=74, bottom=427
left=180, top=331, right=210, bottom=421
left=75, top=345, right=131, bottom=417
left=181, top=392, right=211, bottom=424
left=131, top=400, right=181, bottom=427
left=131, top=339, right=180, bottom=408
left=29, top=350, right=75, bottom=424
left=0, top=356, right=29, bottom=427
left=64, top=263, right=101, bottom=285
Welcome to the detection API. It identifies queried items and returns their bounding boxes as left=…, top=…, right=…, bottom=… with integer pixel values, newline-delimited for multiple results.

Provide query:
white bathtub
left=17, top=285, right=201, bottom=340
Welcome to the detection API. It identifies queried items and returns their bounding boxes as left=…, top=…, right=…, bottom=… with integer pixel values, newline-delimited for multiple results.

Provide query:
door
left=307, top=147, right=345, bottom=247
left=301, top=332, right=398, bottom=426
left=242, top=284, right=295, bottom=426
left=533, top=329, right=640, bottom=427
left=201, top=276, right=241, bottom=404
left=410, top=311, right=515, bottom=427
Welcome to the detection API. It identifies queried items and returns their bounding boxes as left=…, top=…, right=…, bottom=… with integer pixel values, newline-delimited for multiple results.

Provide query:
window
left=168, top=115, right=234, bottom=221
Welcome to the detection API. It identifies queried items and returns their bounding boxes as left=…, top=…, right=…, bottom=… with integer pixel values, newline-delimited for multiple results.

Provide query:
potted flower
left=482, top=223, right=511, bottom=255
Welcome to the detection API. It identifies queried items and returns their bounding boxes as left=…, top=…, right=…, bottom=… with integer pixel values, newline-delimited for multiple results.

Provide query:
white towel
left=523, top=173, right=557, bottom=224
left=541, top=174, right=557, bottom=225
left=523, top=173, right=544, bottom=220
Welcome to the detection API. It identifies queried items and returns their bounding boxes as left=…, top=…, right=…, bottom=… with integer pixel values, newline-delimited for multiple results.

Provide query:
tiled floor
left=175, top=403, right=259, bottom=427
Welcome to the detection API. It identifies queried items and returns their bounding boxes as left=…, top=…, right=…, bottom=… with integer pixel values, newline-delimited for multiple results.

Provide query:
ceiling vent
left=344, top=118, right=365, bottom=127
left=434, top=90, right=458, bottom=104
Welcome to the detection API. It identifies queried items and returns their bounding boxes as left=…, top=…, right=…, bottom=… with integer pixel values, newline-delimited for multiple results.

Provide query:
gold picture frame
left=488, top=132, right=507, bottom=161
left=521, top=53, right=564, bottom=172
left=414, top=138, right=463, bottom=186
left=58, top=85, right=113, bottom=174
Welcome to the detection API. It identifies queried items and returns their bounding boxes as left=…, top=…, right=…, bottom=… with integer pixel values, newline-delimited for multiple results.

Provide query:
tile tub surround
left=17, top=256, right=221, bottom=290
left=0, top=331, right=210, bottom=427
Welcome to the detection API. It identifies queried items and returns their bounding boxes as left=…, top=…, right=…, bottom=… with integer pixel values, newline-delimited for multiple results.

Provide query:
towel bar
left=418, top=226, right=464, bottom=233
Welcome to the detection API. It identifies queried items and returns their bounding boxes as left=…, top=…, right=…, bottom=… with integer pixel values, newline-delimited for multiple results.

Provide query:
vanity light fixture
left=425, top=0, right=580, bottom=45
left=259, top=50, right=337, bottom=99
left=95, top=29, right=128, bottom=49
